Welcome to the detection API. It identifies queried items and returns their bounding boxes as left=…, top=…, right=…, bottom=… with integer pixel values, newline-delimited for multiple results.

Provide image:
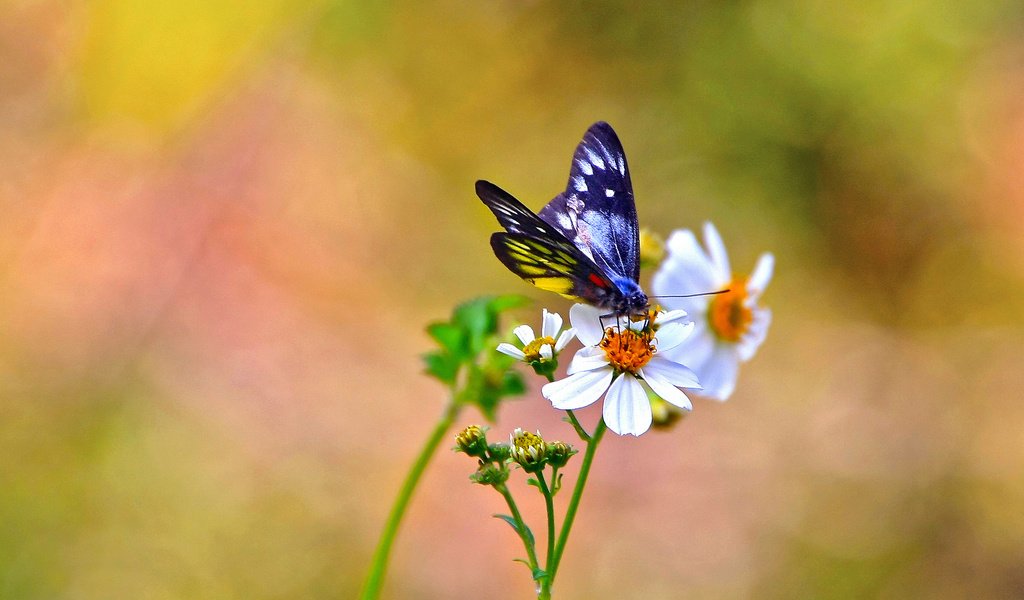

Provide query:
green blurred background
left=2, top=1, right=1024, bottom=598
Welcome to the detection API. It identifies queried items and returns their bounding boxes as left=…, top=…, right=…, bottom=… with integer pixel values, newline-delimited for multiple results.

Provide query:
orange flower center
left=707, top=277, right=752, bottom=342
left=600, top=327, right=654, bottom=374
left=523, top=336, right=556, bottom=362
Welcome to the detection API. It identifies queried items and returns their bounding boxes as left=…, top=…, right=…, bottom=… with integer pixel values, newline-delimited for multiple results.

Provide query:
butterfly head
left=609, top=276, right=649, bottom=315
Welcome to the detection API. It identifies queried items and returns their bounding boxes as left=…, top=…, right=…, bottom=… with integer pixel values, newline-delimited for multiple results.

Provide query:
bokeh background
left=3, top=1, right=1024, bottom=598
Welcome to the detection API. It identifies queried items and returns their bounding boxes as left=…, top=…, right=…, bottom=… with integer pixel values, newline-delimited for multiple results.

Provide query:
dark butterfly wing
left=538, top=122, right=640, bottom=283
left=490, top=232, right=618, bottom=305
left=476, top=180, right=563, bottom=240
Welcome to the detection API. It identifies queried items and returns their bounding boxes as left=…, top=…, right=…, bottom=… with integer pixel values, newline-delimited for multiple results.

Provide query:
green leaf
left=501, top=370, right=526, bottom=396
left=486, top=294, right=530, bottom=314
left=426, top=322, right=466, bottom=356
left=532, top=567, right=548, bottom=582
left=422, top=351, right=459, bottom=384
left=454, top=299, right=494, bottom=355
left=493, top=513, right=535, bottom=548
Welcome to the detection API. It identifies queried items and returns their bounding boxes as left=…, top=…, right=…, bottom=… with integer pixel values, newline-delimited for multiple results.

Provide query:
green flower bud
left=545, top=441, right=576, bottom=468
left=510, top=428, right=547, bottom=473
left=487, top=443, right=512, bottom=463
left=455, top=425, right=488, bottom=457
left=639, top=228, right=665, bottom=270
left=470, top=461, right=509, bottom=486
left=650, top=396, right=685, bottom=430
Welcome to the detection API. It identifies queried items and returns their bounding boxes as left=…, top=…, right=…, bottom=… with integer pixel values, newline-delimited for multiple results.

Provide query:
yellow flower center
left=523, top=336, right=557, bottom=362
left=600, top=327, right=654, bottom=374
left=707, top=276, right=752, bottom=342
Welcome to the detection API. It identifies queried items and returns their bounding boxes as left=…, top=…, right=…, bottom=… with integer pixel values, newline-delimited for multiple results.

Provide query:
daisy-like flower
left=542, top=304, right=701, bottom=436
left=497, top=309, right=576, bottom=364
left=651, top=221, right=773, bottom=401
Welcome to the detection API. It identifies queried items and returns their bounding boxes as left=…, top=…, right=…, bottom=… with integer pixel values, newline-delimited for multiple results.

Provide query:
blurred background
left=2, top=1, right=1024, bottom=598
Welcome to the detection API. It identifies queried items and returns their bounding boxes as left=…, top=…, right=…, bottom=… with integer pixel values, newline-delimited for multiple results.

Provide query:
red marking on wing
left=589, top=273, right=608, bottom=288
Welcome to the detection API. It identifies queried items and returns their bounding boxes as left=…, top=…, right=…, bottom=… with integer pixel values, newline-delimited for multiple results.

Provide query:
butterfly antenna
left=649, top=289, right=730, bottom=299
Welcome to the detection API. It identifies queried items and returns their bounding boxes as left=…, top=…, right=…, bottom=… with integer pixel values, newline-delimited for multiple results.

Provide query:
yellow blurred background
left=2, top=1, right=1024, bottom=598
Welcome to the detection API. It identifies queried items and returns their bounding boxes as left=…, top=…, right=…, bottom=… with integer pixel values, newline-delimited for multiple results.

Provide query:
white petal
left=651, top=231, right=720, bottom=308
left=514, top=325, right=536, bottom=346
left=643, top=356, right=702, bottom=389
left=642, top=368, right=693, bottom=411
left=697, top=346, right=739, bottom=401
left=542, top=309, right=563, bottom=339
left=747, top=253, right=774, bottom=298
left=554, top=328, right=577, bottom=352
left=570, top=304, right=605, bottom=346
left=659, top=321, right=715, bottom=371
left=703, top=221, right=732, bottom=282
left=496, top=343, right=526, bottom=360
left=656, top=309, right=690, bottom=326
left=654, top=321, right=694, bottom=353
left=539, top=344, right=553, bottom=360
left=566, top=346, right=610, bottom=374
left=543, top=368, right=614, bottom=410
left=602, top=375, right=652, bottom=436
left=737, top=307, right=771, bottom=361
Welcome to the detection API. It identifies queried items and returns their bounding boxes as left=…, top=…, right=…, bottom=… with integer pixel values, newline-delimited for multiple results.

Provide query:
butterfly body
left=478, top=122, right=649, bottom=318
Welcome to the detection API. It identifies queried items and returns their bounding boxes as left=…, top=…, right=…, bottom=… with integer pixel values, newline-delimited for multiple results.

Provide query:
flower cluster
left=455, top=425, right=577, bottom=484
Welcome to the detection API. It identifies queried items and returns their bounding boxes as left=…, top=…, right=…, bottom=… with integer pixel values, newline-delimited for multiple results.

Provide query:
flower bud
left=639, top=228, right=665, bottom=269
left=650, top=396, right=685, bottom=430
left=455, top=425, right=488, bottom=458
left=545, top=441, right=576, bottom=468
left=470, top=461, right=509, bottom=486
left=487, top=443, right=512, bottom=463
left=510, top=428, right=547, bottom=473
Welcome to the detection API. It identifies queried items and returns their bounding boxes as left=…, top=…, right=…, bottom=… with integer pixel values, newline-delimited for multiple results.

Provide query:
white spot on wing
left=584, top=147, right=605, bottom=170
left=572, top=176, right=587, bottom=192
left=557, top=214, right=572, bottom=229
left=617, top=155, right=625, bottom=175
left=575, top=158, right=593, bottom=175
left=605, top=189, right=615, bottom=197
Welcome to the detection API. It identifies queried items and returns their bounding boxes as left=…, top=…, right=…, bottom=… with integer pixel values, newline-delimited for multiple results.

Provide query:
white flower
left=651, top=221, right=773, bottom=401
left=497, top=308, right=577, bottom=363
left=541, top=304, right=701, bottom=437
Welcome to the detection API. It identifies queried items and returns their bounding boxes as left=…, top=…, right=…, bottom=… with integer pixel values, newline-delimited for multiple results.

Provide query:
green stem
left=535, top=472, right=556, bottom=598
left=548, top=418, right=607, bottom=586
left=565, top=410, right=591, bottom=441
left=495, top=483, right=541, bottom=573
left=359, top=402, right=459, bottom=600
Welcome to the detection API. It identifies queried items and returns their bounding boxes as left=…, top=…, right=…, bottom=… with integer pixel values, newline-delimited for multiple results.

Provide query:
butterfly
left=477, top=122, right=649, bottom=318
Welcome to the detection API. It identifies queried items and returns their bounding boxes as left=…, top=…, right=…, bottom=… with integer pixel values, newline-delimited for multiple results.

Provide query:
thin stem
left=495, top=483, right=541, bottom=573
left=359, top=402, right=460, bottom=600
left=565, top=410, right=591, bottom=441
left=548, top=417, right=607, bottom=586
left=535, top=472, right=556, bottom=598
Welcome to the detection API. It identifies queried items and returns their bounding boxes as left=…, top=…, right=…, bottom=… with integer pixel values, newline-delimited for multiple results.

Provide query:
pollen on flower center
left=708, top=277, right=752, bottom=342
left=600, top=328, right=654, bottom=374
left=523, top=336, right=556, bottom=362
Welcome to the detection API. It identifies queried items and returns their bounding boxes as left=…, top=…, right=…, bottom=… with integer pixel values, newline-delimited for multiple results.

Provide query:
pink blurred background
left=2, top=1, right=1024, bottom=598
